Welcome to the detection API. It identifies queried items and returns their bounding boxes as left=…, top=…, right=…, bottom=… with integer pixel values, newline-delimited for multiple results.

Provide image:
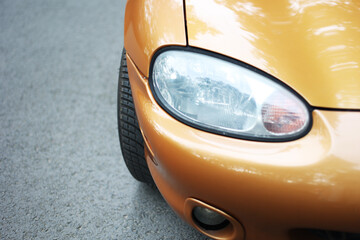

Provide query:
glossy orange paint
left=186, top=0, right=360, bottom=109
left=126, top=54, right=360, bottom=240
left=123, top=0, right=360, bottom=239
left=124, top=0, right=186, bottom=77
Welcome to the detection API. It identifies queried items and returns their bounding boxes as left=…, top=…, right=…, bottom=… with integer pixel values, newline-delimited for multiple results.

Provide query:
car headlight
left=150, top=48, right=311, bottom=141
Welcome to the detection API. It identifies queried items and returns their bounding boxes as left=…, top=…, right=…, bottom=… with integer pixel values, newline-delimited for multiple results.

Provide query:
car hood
left=185, top=0, right=360, bottom=109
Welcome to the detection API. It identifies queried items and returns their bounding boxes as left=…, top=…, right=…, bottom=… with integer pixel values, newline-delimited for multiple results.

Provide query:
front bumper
left=127, top=54, right=360, bottom=240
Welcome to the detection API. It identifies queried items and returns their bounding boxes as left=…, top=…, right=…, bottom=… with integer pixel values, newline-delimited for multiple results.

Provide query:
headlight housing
left=150, top=48, right=311, bottom=141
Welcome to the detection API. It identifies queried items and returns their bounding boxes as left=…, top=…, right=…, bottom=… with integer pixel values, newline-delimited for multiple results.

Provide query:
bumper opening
left=311, top=229, right=360, bottom=240
left=184, top=198, right=245, bottom=240
left=192, top=206, right=230, bottom=231
left=289, top=229, right=360, bottom=240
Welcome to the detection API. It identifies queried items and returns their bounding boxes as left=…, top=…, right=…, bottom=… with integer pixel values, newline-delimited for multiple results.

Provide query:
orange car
left=117, top=0, right=360, bottom=239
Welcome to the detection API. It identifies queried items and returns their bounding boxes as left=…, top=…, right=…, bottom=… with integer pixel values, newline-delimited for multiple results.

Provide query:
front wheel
left=117, top=48, right=153, bottom=184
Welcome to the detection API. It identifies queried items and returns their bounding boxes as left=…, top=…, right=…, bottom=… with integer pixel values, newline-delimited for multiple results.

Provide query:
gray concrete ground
left=0, top=0, right=207, bottom=239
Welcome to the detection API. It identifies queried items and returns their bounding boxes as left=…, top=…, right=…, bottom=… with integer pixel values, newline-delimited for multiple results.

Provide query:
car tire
left=117, top=48, right=153, bottom=184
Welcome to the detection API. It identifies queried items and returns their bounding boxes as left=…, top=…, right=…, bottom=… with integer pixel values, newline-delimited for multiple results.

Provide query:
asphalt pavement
left=0, top=0, right=207, bottom=239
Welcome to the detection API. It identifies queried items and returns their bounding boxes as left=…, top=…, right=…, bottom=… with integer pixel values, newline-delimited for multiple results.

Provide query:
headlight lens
left=151, top=49, right=311, bottom=141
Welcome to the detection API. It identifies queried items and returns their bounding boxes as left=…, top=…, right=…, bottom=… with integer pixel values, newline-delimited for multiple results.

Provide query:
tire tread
left=117, top=49, right=153, bottom=184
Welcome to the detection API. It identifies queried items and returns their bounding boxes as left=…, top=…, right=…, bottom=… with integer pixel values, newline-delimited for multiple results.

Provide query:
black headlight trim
left=148, top=46, right=313, bottom=142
